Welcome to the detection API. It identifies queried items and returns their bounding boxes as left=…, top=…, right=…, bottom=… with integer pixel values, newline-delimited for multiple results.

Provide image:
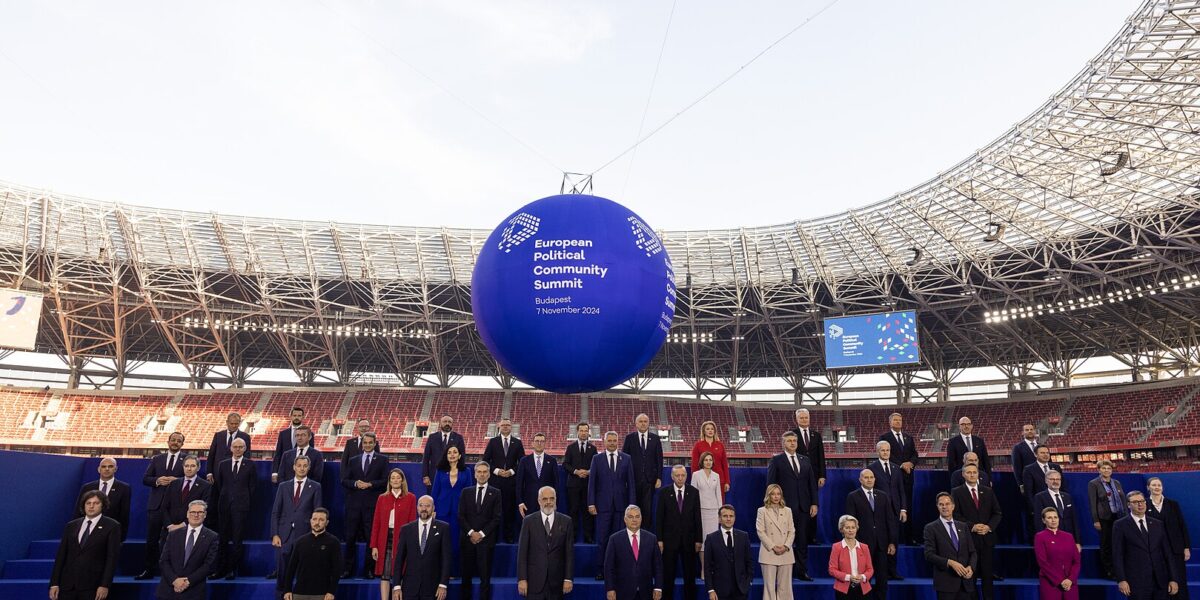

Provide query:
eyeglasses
left=187, top=510, right=207, bottom=515
left=1128, top=499, right=1146, bottom=505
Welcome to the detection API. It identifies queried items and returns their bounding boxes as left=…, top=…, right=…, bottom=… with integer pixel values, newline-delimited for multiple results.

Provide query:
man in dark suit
left=1021, top=445, right=1061, bottom=508
left=270, top=454, right=323, bottom=584
left=654, top=465, right=702, bottom=600
left=869, top=440, right=908, bottom=580
left=946, top=416, right=990, bottom=475
left=137, top=432, right=188, bottom=579
left=50, top=490, right=122, bottom=600
left=765, top=431, right=818, bottom=580
left=517, top=486, right=574, bottom=600
left=703, top=505, right=754, bottom=600
left=272, top=406, right=305, bottom=484
left=951, top=464, right=1001, bottom=600
left=1113, top=490, right=1180, bottom=599
left=1087, top=459, right=1126, bottom=580
left=422, top=415, right=465, bottom=489
left=459, top=462, right=503, bottom=600
left=341, top=417, right=376, bottom=470
left=880, top=412, right=919, bottom=544
left=623, top=413, right=664, bottom=532
left=563, top=422, right=597, bottom=542
left=341, top=431, right=387, bottom=578
left=212, top=437, right=256, bottom=579
left=516, top=432, right=558, bottom=518
left=588, top=430, right=637, bottom=579
left=156, top=499, right=219, bottom=600
left=205, top=411, right=250, bottom=483
left=923, top=492, right=977, bottom=600
left=482, top=417, right=524, bottom=543
left=1011, top=423, right=1040, bottom=543
left=163, top=456, right=214, bottom=531
left=1033, top=470, right=1081, bottom=550
left=846, top=468, right=896, bottom=600
left=279, top=425, right=324, bottom=484
left=74, top=457, right=132, bottom=541
left=949, top=452, right=991, bottom=490
left=791, top=408, right=826, bottom=545
left=604, top=505, right=664, bottom=600
left=391, top=495, right=452, bottom=600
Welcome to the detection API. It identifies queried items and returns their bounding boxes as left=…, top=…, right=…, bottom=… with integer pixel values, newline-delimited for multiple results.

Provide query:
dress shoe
left=888, top=575, right=905, bottom=581
left=363, top=573, right=377, bottom=580
left=266, top=570, right=277, bottom=579
left=595, top=574, right=604, bottom=580
left=993, top=575, right=1004, bottom=581
left=224, top=573, right=236, bottom=581
left=341, top=571, right=353, bottom=579
left=796, top=574, right=814, bottom=582
left=134, top=570, right=154, bottom=580
left=208, top=572, right=224, bottom=580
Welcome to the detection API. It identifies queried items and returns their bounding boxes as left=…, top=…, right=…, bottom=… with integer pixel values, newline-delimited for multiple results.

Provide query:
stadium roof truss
left=2, top=0, right=1200, bottom=399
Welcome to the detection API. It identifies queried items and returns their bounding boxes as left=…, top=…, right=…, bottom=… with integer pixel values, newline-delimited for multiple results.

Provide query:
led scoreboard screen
left=823, top=310, right=920, bottom=369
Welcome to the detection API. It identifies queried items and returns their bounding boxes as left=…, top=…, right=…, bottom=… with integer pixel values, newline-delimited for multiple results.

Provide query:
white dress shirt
left=841, top=539, right=860, bottom=580
left=78, top=516, right=99, bottom=543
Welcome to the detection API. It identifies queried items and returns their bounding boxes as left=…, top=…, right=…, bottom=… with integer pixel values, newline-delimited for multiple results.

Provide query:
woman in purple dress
left=1034, top=506, right=1081, bottom=600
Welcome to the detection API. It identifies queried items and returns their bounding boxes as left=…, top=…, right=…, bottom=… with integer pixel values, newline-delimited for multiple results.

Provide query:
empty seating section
left=1064, top=386, right=1189, bottom=448
left=1146, top=397, right=1200, bottom=444
left=46, top=393, right=170, bottom=446
left=510, top=392, right=578, bottom=453
left=345, top=389, right=424, bottom=452
left=0, top=389, right=50, bottom=440
left=666, top=401, right=737, bottom=443
left=586, top=395, right=659, bottom=440
left=173, top=391, right=262, bottom=444
left=258, top=390, right=344, bottom=449
left=430, top=390, right=503, bottom=453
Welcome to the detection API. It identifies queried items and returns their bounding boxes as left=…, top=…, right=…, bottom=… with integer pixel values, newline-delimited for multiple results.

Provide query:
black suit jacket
left=703, top=529, right=754, bottom=598
left=482, top=435, right=525, bottom=479
left=206, top=429, right=251, bottom=475
left=156, top=525, right=219, bottom=600
left=605, top=529, right=664, bottom=600
left=867, top=459, right=907, bottom=516
left=516, top=512, right=574, bottom=595
left=949, top=467, right=991, bottom=490
left=1021, top=462, right=1062, bottom=504
left=422, top=431, right=466, bottom=484
left=458, top=484, right=502, bottom=544
left=341, top=436, right=383, bottom=470
left=1113, top=515, right=1180, bottom=592
left=1146, top=497, right=1192, bottom=556
left=846, top=488, right=897, bottom=551
left=279, top=447, right=325, bottom=484
left=655, top=485, right=703, bottom=548
left=945, top=434, right=990, bottom=473
left=950, top=484, right=1002, bottom=544
left=75, top=479, right=131, bottom=540
left=923, top=518, right=977, bottom=593
left=1033, top=489, right=1079, bottom=539
left=392, top=519, right=452, bottom=599
left=1010, top=440, right=1039, bottom=486
left=516, top=453, right=559, bottom=511
left=273, top=426, right=298, bottom=475
left=790, top=427, right=827, bottom=481
left=879, top=430, right=919, bottom=476
left=765, top=453, right=818, bottom=515
left=162, top=478, right=214, bottom=527
left=341, top=452, right=389, bottom=509
left=622, top=431, right=664, bottom=486
left=212, top=458, right=257, bottom=511
left=142, top=452, right=189, bottom=511
left=562, top=440, right=598, bottom=490
left=50, top=515, right=121, bottom=592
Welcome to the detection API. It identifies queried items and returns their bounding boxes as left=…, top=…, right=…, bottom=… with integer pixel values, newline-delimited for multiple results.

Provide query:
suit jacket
left=458, top=484, right=502, bottom=543
left=949, top=467, right=991, bottom=490
left=1112, top=515, right=1180, bottom=592
left=516, top=453, right=559, bottom=511
left=482, top=435, right=525, bottom=481
left=846, top=488, right=896, bottom=552
left=155, top=525, right=219, bottom=600
left=622, top=431, right=664, bottom=486
left=516, top=512, right=574, bottom=596
left=392, top=519, right=452, bottom=599
left=1011, top=439, right=1039, bottom=486
left=75, top=479, right=132, bottom=540
left=605, top=529, right=664, bottom=600
left=923, top=518, right=977, bottom=593
left=142, top=452, right=189, bottom=511
left=270, top=479, right=323, bottom=547
left=703, top=528, right=754, bottom=598
left=867, top=459, right=907, bottom=516
left=950, top=484, right=1002, bottom=544
left=1146, top=497, right=1192, bottom=556
left=279, top=447, right=325, bottom=484
left=1022, top=462, right=1062, bottom=504
left=50, top=515, right=122, bottom=592
left=212, top=458, right=257, bottom=511
left=945, top=434, right=990, bottom=473
left=206, top=429, right=251, bottom=475
left=341, top=436, right=382, bottom=469
left=273, top=426, right=298, bottom=475
left=656, top=485, right=703, bottom=549
left=162, top=478, right=213, bottom=527
left=587, top=451, right=636, bottom=513
left=765, top=453, right=818, bottom=516
left=1086, top=477, right=1126, bottom=522
left=829, top=541, right=874, bottom=595
left=790, top=427, right=827, bottom=481
left=755, top=506, right=795, bottom=565
left=879, top=430, right=919, bottom=476
left=422, top=431, right=466, bottom=483
left=341, top=452, right=389, bottom=509
left=562, top=440, right=598, bottom=490
left=1033, top=489, right=1079, bottom=539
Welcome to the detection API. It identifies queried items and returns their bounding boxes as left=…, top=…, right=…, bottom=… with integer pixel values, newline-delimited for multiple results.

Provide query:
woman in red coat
left=828, top=514, right=873, bottom=599
left=370, top=468, right=416, bottom=600
left=1034, top=506, right=1080, bottom=600
left=690, top=420, right=731, bottom=497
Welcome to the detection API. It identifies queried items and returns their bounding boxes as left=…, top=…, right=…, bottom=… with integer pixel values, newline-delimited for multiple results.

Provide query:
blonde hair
left=699, top=420, right=720, bottom=442
left=763, top=483, right=787, bottom=508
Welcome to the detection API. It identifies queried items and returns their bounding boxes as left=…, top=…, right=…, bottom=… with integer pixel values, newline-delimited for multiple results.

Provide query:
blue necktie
left=420, top=523, right=428, bottom=554
left=184, top=528, right=196, bottom=562
left=946, top=521, right=959, bottom=550
left=867, top=490, right=875, bottom=510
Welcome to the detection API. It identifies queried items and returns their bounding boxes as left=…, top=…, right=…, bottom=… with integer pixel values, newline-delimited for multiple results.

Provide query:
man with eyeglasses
left=1112, top=491, right=1179, bottom=598
left=156, top=500, right=218, bottom=600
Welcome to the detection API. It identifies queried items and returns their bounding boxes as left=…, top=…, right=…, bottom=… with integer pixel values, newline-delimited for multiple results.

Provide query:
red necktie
left=181, top=480, right=191, bottom=499
left=293, top=482, right=302, bottom=505
left=631, top=532, right=639, bottom=561
left=972, top=487, right=980, bottom=509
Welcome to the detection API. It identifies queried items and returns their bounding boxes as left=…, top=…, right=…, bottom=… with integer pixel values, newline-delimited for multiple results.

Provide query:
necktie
left=184, top=528, right=196, bottom=563
left=293, top=482, right=302, bottom=505
left=100, top=481, right=109, bottom=496
left=1054, top=493, right=1063, bottom=512
left=725, top=530, right=733, bottom=550
left=790, top=454, right=799, bottom=475
left=420, top=523, right=428, bottom=554
left=226, top=432, right=233, bottom=448
left=971, top=487, right=980, bottom=509
left=478, top=486, right=485, bottom=508
left=677, top=489, right=684, bottom=512
left=868, top=490, right=875, bottom=510
left=1043, top=464, right=1049, bottom=475
left=363, top=453, right=369, bottom=472
left=802, top=429, right=809, bottom=448
left=641, top=433, right=646, bottom=451
left=233, top=460, right=239, bottom=474
left=884, top=462, right=891, bottom=477
left=897, top=432, right=903, bottom=447
left=610, top=453, right=616, bottom=472
left=299, top=447, right=305, bottom=457
left=181, top=479, right=191, bottom=499
left=947, top=521, right=959, bottom=550
left=80, top=520, right=92, bottom=545
left=167, top=454, right=175, bottom=472
left=503, top=437, right=509, bottom=455
left=1138, top=519, right=1149, bottom=538
left=536, top=455, right=543, bottom=477
left=544, top=516, right=552, bottom=535
left=632, top=532, right=640, bottom=560
left=966, top=436, right=972, bottom=452
left=443, top=433, right=448, bottom=446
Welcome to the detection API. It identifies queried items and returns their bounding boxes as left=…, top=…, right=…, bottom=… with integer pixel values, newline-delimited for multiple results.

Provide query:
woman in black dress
left=1146, top=476, right=1191, bottom=600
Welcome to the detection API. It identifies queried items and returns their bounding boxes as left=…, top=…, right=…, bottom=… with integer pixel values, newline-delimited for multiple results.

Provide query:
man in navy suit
left=459, top=462, right=503, bottom=600
left=391, top=495, right=452, bottom=600
left=846, top=469, right=896, bottom=600
left=765, top=431, right=818, bottom=580
left=869, top=440, right=908, bottom=580
left=341, top=418, right=376, bottom=470
left=156, top=499, right=219, bottom=600
left=951, top=465, right=1002, bottom=600
left=1010, top=424, right=1040, bottom=542
left=51, top=491, right=122, bottom=600
left=205, top=412, right=250, bottom=482
left=945, top=416, right=990, bottom=475
left=74, top=457, right=132, bottom=541
left=270, top=454, right=323, bottom=584
left=923, top=493, right=976, bottom=600
left=622, top=413, right=663, bottom=532
left=588, top=431, right=636, bottom=579
left=880, top=412, right=919, bottom=544
left=949, top=452, right=991, bottom=490
left=1113, top=490, right=1179, bottom=599
left=212, top=437, right=256, bottom=579
left=1021, top=445, right=1061, bottom=507
left=516, top=432, right=558, bottom=518
left=482, top=417, right=524, bottom=542
left=604, top=505, right=664, bottom=600
left=137, top=432, right=188, bottom=579
left=341, top=431, right=387, bottom=578
left=279, top=425, right=324, bottom=484
left=1032, top=470, right=1081, bottom=550
left=422, top=415, right=465, bottom=489
left=163, top=456, right=214, bottom=534
left=703, top=505, right=753, bottom=600
left=655, top=466, right=702, bottom=600
left=272, top=406, right=306, bottom=484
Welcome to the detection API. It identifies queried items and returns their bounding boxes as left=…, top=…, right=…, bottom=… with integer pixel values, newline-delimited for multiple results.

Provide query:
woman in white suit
left=692, top=451, right=724, bottom=539
left=757, top=483, right=796, bottom=600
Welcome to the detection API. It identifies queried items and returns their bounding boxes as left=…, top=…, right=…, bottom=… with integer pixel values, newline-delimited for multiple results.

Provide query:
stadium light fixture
left=176, top=317, right=435, bottom=338
left=668, top=331, right=714, bottom=344
left=983, top=274, right=1198, bottom=323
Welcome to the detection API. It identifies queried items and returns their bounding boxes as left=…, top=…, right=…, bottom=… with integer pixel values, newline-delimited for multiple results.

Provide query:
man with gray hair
left=654, top=465, right=702, bottom=600
left=156, top=500, right=218, bottom=600
left=791, top=408, right=826, bottom=545
left=589, top=431, right=636, bottom=579
left=517, top=486, right=574, bottom=600
left=604, top=505, right=664, bottom=600
left=623, top=413, right=664, bottom=532
left=868, top=439, right=907, bottom=581
left=949, top=451, right=991, bottom=490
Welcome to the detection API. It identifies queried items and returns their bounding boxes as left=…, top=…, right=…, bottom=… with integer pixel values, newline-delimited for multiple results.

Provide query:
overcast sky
left=0, top=1, right=1138, bottom=232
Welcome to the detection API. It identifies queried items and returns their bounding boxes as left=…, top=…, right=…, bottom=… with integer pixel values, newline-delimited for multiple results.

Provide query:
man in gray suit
left=1086, top=459, right=1126, bottom=580
left=270, top=454, right=323, bottom=586
left=517, top=486, right=575, bottom=600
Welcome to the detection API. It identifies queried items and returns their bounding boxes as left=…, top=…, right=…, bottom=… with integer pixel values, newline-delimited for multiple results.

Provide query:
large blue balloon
left=471, top=194, right=676, bottom=393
